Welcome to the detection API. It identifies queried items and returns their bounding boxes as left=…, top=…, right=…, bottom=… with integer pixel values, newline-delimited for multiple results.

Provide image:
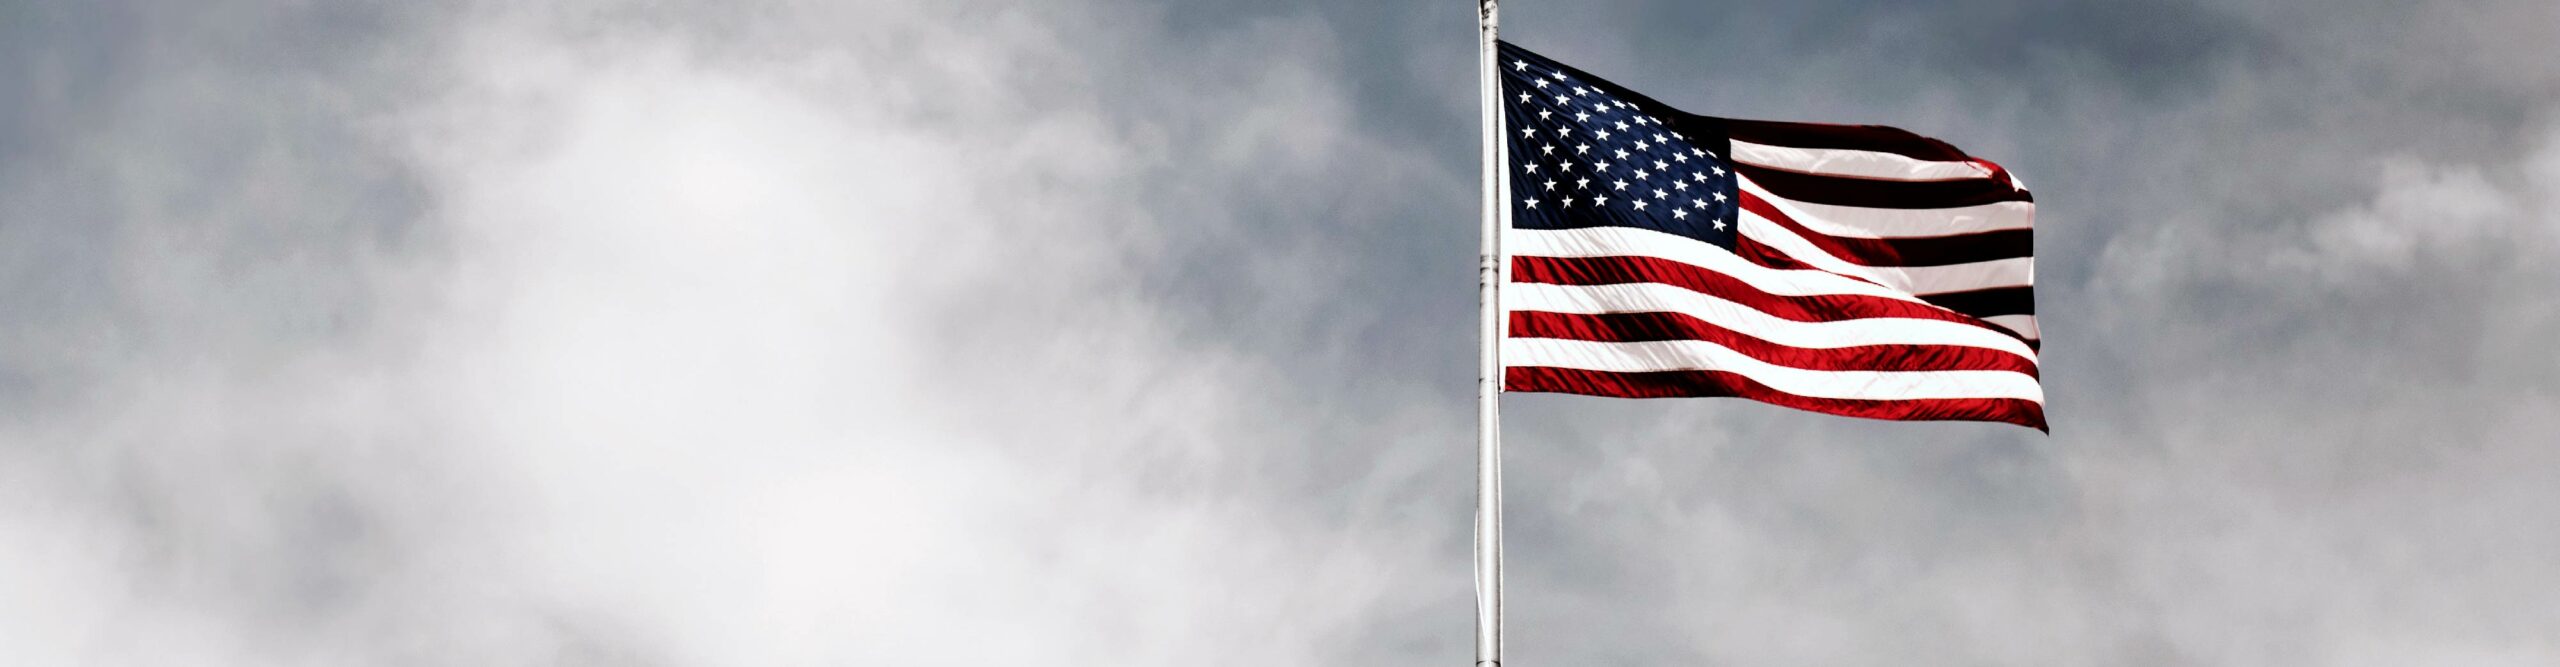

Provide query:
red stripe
left=1731, top=235, right=2039, bottom=325
left=1511, top=255, right=1990, bottom=327
left=1597, top=238, right=2037, bottom=342
left=1733, top=235, right=1834, bottom=273
left=1738, top=191, right=2032, bottom=268
left=1920, top=286, right=2036, bottom=318
left=1722, top=119, right=1973, bottom=160
left=1737, top=164, right=2031, bottom=209
left=1511, top=311, right=2039, bottom=377
left=1507, top=366, right=2048, bottom=431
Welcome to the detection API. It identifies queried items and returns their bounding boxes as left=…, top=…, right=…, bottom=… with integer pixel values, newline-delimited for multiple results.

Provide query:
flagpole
left=1473, top=0, right=1506, bottom=665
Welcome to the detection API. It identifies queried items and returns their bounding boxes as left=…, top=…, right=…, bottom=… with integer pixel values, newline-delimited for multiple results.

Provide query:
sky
left=3, top=0, right=2557, bottom=664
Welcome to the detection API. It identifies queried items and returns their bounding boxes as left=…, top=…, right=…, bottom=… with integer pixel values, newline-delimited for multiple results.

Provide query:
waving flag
left=1495, top=41, right=2046, bottom=430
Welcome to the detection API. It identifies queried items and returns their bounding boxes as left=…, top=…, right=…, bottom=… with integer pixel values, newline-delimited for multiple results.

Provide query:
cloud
left=6, top=0, right=2560, bottom=665
left=4, top=1, right=1458, bottom=664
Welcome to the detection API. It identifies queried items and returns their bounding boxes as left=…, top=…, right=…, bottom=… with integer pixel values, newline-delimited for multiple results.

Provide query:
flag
left=1496, top=41, right=2046, bottom=430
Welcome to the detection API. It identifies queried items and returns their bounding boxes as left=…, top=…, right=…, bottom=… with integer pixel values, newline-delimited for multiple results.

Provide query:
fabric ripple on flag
left=1496, top=41, right=2046, bottom=430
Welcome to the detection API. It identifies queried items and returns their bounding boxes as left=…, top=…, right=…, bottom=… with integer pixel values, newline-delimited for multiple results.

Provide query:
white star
left=1612, top=180, right=1629, bottom=191
left=1541, top=144, right=1555, bottom=155
left=1713, top=219, right=1728, bottom=231
left=1523, top=163, right=1539, bottom=173
left=1544, top=179, right=1557, bottom=190
left=1673, top=209, right=1690, bottom=220
left=1692, top=198, right=1708, bottom=209
left=1632, top=200, right=1648, bottom=210
left=1592, top=160, right=1610, bottom=171
left=1711, top=165, right=1725, bottom=176
left=1556, top=160, right=1573, bottom=171
left=1553, top=94, right=1570, bottom=104
left=1673, top=152, right=1689, bottom=163
left=1534, top=79, right=1550, bottom=89
left=1562, top=196, right=1575, bottom=207
left=1614, top=149, right=1631, bottom=159
left=1576, top=144, right=1591, bottom=154
left=1572, top=87, right=1588, bottom=96
left=1654, top=159, right=1669, bottom=170
left=1633, top=169, right=1650, bottom=179
left=1513, top=60, right=1529, bottom=71
left=1594, top=194, right=1610, bottom=206
left=1712, top=191, right=1729, bottom=202
left=1575, top=177, right=1591, bottom=189
left=1525, top=198, right=1540, bottom=208
left=1594, top=128, right=1612, bottom=140
left=1575, top=111, right=1591, bottom=121
left=1520, top=127, right=1536, bottom=138
left=1691, top=172, right=1708, bottom=183
left=1556, top=127, right=1572, bottom=137
left=1634, top=140, right=1650, bottom=150
left=1654, top=133, right=1668, bottom=143
left=1615, top=120, right=1630, bottom=130
left=1653, top=188, right=1667, bottom=200
left=1539, top=110, right=1554, bottom=120
left=1675, top=181, right=1690, bottom=191
left=1692, top=147, right=1707, bottom=157
left=1551, top=70, right=1568, bottom=80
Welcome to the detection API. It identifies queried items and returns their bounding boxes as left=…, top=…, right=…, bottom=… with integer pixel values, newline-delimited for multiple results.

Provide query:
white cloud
left=10, top=1, right=2560, bottom=665
left=2, top=2, right=1454, bottom=665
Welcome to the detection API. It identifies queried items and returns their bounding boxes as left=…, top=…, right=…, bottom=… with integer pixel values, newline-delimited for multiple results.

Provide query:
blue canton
left=1499, top=42, right=1738, bottom=248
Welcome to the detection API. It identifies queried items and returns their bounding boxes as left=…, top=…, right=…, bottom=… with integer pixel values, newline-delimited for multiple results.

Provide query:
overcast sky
left=4, top=0, right=2557, bottom=664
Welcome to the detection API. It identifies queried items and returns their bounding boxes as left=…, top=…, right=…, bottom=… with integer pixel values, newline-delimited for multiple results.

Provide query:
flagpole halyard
left=1473, top=0, right=1506, bottom=665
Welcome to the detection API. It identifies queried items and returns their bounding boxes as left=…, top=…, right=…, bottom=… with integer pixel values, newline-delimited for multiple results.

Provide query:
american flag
left=1496, top=41, right=2045, bottom=430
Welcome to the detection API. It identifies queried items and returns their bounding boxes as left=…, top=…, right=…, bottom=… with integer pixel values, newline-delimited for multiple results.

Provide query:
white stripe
left=1983, top=314, right=2040, bottom=341
left=1740, top=210, right=2035, bottom=295
left=1730, top=140, right=1994, bottom=182
left=1507, top=282, right=2041, bottom=362
left=1506, top=338, right=2045, bottom=402
left=1506, top=226, right=1930, bottom=304
left=1740, top=178, right=2035, bottom=239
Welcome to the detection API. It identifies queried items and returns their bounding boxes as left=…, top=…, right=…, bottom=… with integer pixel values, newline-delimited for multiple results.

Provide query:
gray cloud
left=3, top=0, right=2556, bottom=665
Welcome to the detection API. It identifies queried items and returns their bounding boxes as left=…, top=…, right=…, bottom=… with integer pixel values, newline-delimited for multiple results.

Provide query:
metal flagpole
left=1473, top=0, right=1506, bottom=665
